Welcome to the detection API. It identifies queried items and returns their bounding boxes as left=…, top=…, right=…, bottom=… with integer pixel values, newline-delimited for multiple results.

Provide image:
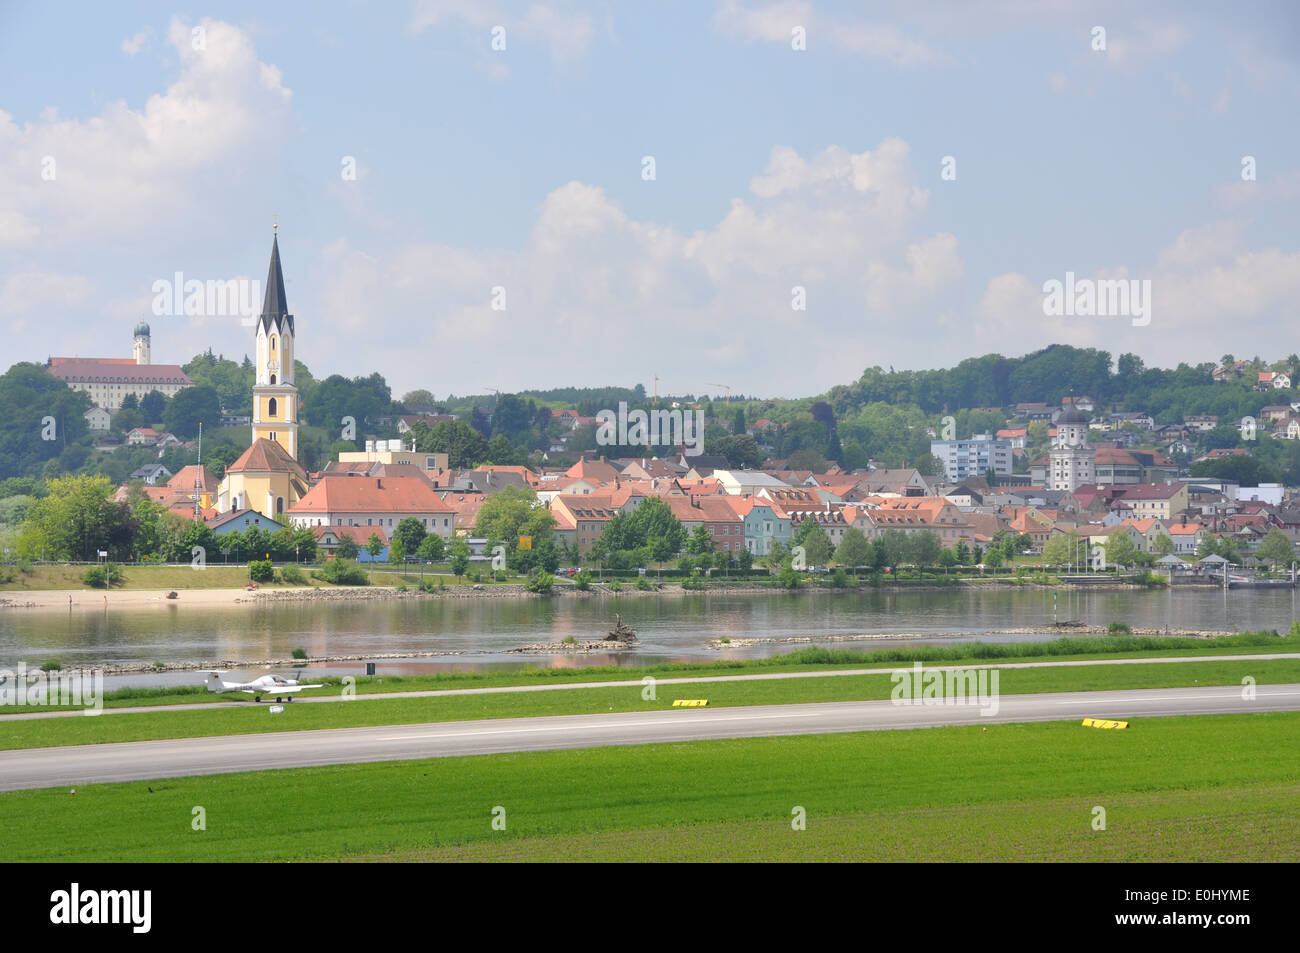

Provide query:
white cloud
left=121, top=31, right=150, bottom=56
left=409, top=1, right=594, bottom=64
left=0, top=272, right=95, bottom=316
left=712, top=1, right=950, bottom=66
left=313, top=139, right=959, bottom=396
left=0, top=17, right=293, bottom=250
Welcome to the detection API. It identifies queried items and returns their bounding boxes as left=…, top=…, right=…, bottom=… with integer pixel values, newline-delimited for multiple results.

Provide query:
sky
left=1, top=1, right=1298, bottom=402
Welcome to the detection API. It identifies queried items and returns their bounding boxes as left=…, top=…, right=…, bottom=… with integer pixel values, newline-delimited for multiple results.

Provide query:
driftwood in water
left=605, top=613, right=638, bottom=642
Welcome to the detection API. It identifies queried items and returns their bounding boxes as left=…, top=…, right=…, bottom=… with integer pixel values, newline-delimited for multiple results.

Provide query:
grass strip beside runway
left=1, top=712, right=1295, bottom=862
left=1, top=658, right=1298, bottom=750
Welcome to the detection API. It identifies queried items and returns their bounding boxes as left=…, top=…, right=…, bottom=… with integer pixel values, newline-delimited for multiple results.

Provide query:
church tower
left=250, top=228, right=299, bottom=459
left=133, top=322, right=151, bottom=365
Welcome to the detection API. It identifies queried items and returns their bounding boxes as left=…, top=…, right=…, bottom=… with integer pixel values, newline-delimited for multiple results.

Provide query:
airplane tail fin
left=202, top=671, right=227, bottom=693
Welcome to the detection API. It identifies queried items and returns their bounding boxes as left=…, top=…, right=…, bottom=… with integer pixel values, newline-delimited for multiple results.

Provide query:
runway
left=1, top=684, right=1296, bottom=791
left=2, top=652, right=1295, bottom=721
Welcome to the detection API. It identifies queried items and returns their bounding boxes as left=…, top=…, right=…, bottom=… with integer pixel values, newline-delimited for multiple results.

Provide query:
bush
left=525, top=568, right=554, bottom=594
left=574, top=569, right=592, bottom=591
left=827, top=568, right=852, bottom=588
left=1108, top=622, right=1132, bottom=635
left=280, top=564, right=308, bottom=585
left=82, top=564, right=124, bottom=588
left=635, top=575, right=655, bottom=591
left=40, top=659, right=62, bottom=672
left=608, top=580, right=622, bottom=593
left=312, top=559, right=370, bottom=586
left=291, top=647, right=308, bottom=660
left=248, top=560, right=274, bottom=583
left=681, top=577, right=705, bottom=590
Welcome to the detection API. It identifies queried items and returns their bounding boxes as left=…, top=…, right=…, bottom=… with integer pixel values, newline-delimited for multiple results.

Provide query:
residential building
left=287, top=475, right=457, bottom=537
left=929, top=434, right=1013, bottom=483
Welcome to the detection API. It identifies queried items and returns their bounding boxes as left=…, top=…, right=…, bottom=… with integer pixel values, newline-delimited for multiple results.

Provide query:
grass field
left=1, top=713, right=1294, bottom=862
left=0, top=565, right=306, bottom=591
left=13, top=630, right=1299, bottom=713
left=3, top=658, right=1297, bottom=750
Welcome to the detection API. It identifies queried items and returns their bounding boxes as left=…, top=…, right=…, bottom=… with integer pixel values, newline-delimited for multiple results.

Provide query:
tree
left=392, top=517, right=427, bottom=557
left=1152, top=533, right=1175, bottom=556
left=1043, top=531, right=1080, bottom=566
left=908, top=530, right=942, bottom=569
left=709, top=434, right=764, bottom=469
left=0, top=363, right=93, bottom=480
left=416, top=533, right=446, bottom=562
left=475, top=485, right=555, bottom=571
left=449, top=537, right=470, bottom=580
left=19, top=474, right=132, bottom=560
left=878, top=530, right=910, bottom=570
left=1256, top=528, right=1294, bottom=569
left=365, top=533, right=385, bottom=560
left=835, top=527, right=872, bottom=567
left=139, top=390, right=167, bottom=423
left=686, top=525, right=715, bottom=556
left=793, top=519, right=833, bottom=565
left=162, top=384, right=222, bottom=439
left=336, top=534, right=360, bottom=560
left=1105, top=532, right=1140, bottom=570
left=736, top=548, right=754, bottom=574
left=410, top=420, right=489, bottom=468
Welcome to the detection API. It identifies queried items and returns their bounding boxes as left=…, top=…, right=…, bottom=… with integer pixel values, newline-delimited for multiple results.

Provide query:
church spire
left=259, top=231, right=292, bottom=334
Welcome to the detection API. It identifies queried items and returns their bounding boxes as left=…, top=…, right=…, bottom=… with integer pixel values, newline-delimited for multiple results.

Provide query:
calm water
left=2, top=588, right=1296, bottom=686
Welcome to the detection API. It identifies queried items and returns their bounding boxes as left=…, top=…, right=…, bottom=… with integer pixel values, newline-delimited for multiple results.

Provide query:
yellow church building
left=217, top=229, right=310, bottom=519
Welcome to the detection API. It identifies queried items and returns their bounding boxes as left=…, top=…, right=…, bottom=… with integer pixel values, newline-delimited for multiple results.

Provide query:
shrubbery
left=279, top=564, right=308, bottom=585
left=81, top=564, right=123, bottom=588
left=247, top=560, right=274, bottom=583
left=312, top=559, right=369, bottom=586
left=525, top=568, right=554, bottom=593
left=574, top=569, right=592, bottom=591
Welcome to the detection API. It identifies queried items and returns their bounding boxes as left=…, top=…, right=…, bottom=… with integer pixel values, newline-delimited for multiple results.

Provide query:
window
left=268, top=397, right=278, bottom=417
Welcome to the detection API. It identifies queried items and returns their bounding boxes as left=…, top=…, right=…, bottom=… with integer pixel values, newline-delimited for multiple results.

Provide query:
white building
left=929, top=434, right=1013, bottom=483
left=1049, top=408, right=1095, bottom=492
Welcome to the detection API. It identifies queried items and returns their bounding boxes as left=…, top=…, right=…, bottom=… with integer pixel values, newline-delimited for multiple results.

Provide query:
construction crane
left=705, top=382, right=732, bottom=402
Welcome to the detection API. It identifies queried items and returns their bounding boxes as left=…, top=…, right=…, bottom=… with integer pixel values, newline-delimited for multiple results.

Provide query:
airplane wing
left=279, top=684, right=324, bottom=693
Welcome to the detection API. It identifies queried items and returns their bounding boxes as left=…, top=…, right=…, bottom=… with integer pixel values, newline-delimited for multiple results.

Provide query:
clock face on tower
left=267, top=359, right=280, bottom=373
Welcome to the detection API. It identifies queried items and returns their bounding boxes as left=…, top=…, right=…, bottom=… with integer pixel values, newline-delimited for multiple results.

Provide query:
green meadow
left=2, top=713, right=1295, bottom=862
left=2, top=658, right=1297, bottom=750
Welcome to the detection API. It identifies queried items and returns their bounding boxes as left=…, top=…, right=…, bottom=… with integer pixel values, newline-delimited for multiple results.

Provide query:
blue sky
left=2, top=1, right=1298, bottom=400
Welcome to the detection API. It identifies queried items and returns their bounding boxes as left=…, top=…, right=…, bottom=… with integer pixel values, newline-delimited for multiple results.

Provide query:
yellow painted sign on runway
left=1082, top=718, right=1128, bottom=729
left=672, top=699, right=709, bottom=708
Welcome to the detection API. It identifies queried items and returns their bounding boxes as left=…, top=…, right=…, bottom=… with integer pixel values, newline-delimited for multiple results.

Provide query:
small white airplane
left=202, top=671, right=324, bottom=703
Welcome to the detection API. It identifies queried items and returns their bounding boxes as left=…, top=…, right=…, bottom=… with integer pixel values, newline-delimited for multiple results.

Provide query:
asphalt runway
left=1, top=684, right=1296, bottom=791
left=2, top=652, right=1295, bottom=721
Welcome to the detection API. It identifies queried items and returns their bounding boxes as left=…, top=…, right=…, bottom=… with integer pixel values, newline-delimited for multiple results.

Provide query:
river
left=1, top=587, right=1296, bottom=690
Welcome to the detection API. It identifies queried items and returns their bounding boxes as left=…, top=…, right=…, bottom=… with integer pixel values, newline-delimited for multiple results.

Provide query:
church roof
left=226, top=437, right=308, bottom=483
left=1059, top=407, right=1089, bottom=425
left=259, top=233, right=294, bottom=336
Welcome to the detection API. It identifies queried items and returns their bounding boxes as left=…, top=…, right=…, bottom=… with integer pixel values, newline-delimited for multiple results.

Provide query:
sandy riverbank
left=0, top=577, right=1183, bottom=612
